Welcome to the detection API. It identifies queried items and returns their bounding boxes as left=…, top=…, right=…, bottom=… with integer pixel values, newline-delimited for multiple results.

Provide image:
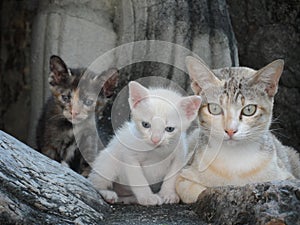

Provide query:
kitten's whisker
left=48, top=114, right=65, bottom=121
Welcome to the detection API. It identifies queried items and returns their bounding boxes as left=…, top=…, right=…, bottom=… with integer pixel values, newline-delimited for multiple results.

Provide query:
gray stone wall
left=0, top=0, right=37, bottom=143
left=1, top=0, right=299, bottom=152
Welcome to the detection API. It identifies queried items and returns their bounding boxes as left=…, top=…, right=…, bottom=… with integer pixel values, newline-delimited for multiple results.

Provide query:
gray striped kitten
left=176, top=56, right=300, bottom=203
left=36, top=55, right=118, bottom=176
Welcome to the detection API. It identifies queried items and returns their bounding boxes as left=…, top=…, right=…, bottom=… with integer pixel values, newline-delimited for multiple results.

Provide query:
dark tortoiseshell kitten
left=36, top=55, right=118, bottom=176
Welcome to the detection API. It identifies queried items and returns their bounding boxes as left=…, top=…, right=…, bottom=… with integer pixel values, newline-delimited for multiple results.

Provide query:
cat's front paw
left=137, top=193, right=163, bottom=206
left=159, top=191, right=180, bottom=204
left=100, top=190, right=118, bottom=204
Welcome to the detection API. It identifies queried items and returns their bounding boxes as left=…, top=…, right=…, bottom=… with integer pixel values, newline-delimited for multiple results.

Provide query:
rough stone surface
left=106, top=204, right=205, bottom=225
left=227, top=0, right=300, bottom=151
left=195, top=180, right=300, bottom=225
left=0, top=131, right=110, bottom=224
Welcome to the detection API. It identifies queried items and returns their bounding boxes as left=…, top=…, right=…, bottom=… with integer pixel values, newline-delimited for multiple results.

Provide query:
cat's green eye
left=208, top=103, right=223, bottom=115
left=142, top=121, right=151, bottom=128
left=242, top=104, right=257, bottom=116
left=165, top=127, right=175, bottom=132
left=61, top=94, right=71, bottom=103
left=83, top=98, right=94, bottom=106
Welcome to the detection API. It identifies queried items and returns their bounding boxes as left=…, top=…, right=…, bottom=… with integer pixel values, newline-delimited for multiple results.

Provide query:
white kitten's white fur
left=88, top=81, right=201, bottom=205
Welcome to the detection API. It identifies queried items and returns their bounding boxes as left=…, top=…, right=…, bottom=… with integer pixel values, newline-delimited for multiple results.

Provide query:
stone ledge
left=0, top=130, right=299, bottom=224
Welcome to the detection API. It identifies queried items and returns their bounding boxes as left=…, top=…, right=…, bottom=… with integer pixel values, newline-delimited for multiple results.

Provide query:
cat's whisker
left=48, top=114, right=66, bottom=121
left=270, top=128, right=290, bottom=139
left=176, top=56, right=300, bottom=204
left=271, top=114, right=282, bottom=124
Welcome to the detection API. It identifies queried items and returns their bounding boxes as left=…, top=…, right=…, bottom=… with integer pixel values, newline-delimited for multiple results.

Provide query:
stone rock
left=194, top=180, right=300, bottom=225
left=0, top=130, right=110, bottom=224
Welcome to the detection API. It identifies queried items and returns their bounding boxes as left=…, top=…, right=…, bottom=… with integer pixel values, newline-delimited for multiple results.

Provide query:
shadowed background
left=0, top=0, right=299, bottom=152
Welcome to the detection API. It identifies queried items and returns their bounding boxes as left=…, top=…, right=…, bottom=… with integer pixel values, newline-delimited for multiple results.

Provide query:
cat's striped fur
left=176, top=56, right=300, bottom=203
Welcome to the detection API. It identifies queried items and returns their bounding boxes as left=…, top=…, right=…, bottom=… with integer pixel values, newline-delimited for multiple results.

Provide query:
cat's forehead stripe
left=222, top=76, right=245, bottom=104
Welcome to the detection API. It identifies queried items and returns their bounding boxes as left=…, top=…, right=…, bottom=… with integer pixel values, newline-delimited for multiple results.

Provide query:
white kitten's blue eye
left=165, top=127, right=175, bottom=132
left=208, top=103, right=222, bottom=115
left=242, top=104, right=257, bottom=116
left=142, top=121, right=151, bottom=128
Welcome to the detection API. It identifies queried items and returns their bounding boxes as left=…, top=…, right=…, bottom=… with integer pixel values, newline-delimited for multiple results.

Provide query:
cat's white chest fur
left=208, top=142, right=263, bottom=172
left=187, top=135, right=291, bottom=186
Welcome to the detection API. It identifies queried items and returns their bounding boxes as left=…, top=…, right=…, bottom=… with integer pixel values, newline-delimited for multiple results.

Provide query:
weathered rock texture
left=227, top=0, right=300, bottom=150
left=0, top=131, right=109, bottom=224
left=1, top=130, right=299, bottom=224
left=195, top=180, right=300, bottom=225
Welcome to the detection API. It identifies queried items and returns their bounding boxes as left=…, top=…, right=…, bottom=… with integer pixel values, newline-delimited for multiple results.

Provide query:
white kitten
left=88, top=81, right=201, bottom=206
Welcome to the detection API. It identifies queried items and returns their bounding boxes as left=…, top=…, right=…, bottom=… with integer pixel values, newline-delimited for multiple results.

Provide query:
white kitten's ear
left=249, top=59, right=284, bottom=97
left=128, top=81, right=149, bottom=109
left=179, top=96, right=202, bottom=121
left=185, top=56, right=221, bottom=94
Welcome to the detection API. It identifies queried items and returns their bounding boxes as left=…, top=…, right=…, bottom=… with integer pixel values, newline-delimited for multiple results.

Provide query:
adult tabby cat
left=176, top=56, right=300, bottom=203
left=89, top=81, right=201, bottom=205
left=36, top=55, right=118, bottom=176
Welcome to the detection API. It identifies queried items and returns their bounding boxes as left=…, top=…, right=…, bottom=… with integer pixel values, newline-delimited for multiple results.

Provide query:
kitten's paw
left=137, top=193, right=163, bottom=206
left=159, top=192, right=180, bottom=204
left=100, top=190, right=118, bottom=204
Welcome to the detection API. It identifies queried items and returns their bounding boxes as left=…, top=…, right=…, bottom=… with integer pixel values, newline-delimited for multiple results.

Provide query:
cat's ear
left=128, top=81, right=149, bottom=109
left=185, top=56, right=221, bottom=94
left=178, top=96, right=202, bottom=121
left=49, top=55, right=70, bottom=86
left=99, top=68, right=119, bottom=97
left=249, top=59, right=284, bottom=97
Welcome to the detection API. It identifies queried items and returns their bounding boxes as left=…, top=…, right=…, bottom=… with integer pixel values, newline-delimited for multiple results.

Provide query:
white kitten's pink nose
left=225, top=129, right=237, bottom=138
left=151, top=137, right=161, bottom=144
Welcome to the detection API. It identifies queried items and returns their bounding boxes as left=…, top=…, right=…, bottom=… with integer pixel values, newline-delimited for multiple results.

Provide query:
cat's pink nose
left=151, top=137, right=161, bottom=144
left=225, top=129, right=237, bottom=138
